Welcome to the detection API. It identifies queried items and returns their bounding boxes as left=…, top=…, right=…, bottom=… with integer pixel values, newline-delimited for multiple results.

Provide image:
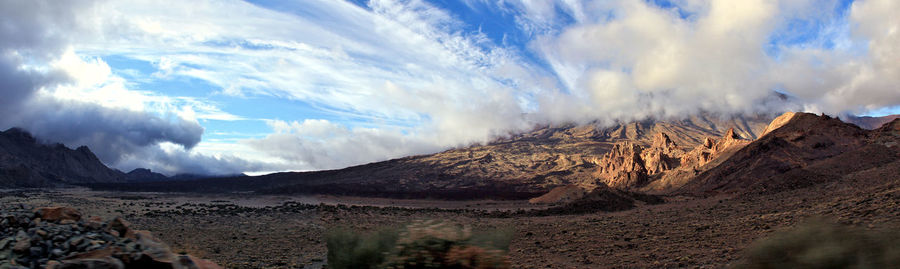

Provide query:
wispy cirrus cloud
left=1, top=0, right=898, bottom=175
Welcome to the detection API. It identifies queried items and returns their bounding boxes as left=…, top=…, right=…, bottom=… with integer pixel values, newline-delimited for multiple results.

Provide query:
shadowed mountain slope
left=0, top=128, right=125, bottom=187
left=677, top=113, right=900, bottom=196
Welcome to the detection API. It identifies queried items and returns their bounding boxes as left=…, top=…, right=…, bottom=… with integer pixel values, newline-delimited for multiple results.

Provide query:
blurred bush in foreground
left=734, top=219, right=900, bottom=269
left=326, top=220, right=511, bottom=269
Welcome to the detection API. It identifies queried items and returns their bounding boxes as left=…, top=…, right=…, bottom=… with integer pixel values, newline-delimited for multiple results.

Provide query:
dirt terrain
left=4, top=162, right=898, bottom=269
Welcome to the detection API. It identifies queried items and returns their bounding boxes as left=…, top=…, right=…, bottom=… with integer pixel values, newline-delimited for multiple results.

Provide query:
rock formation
left=678, top=128, right=751, bottom=172
left=595, top=142, right=649, bottom=189
left=592, top=128, right=753, bottom=191
left=640, top=133, right=683, bottom=175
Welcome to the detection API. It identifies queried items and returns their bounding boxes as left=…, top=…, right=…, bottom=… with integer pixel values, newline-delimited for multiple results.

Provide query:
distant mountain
left=0, top=128, right=244, bottom=187
left=0, top=128, right=126, bottom=187
left=843, top=114, right=900, bottom=129
left=89, top=114, right=774, bottom=198
left=124, top=168, right=169, bottom=182
left=84, top=112, right=900, bottom=201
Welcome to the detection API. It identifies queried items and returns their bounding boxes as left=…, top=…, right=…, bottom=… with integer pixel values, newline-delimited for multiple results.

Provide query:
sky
left=1, top=0, right=898, bottom=176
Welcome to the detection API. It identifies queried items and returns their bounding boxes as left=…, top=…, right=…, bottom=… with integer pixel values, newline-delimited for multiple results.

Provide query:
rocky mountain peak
left=724, top=128, right=740, bottom=140
left=650, top=132, right=676, bottom=150
left=3, top=127, right=37, bottom=144
left=761, top=112, right=797, bottom=136
left=1, top=128, right=126, bottom=187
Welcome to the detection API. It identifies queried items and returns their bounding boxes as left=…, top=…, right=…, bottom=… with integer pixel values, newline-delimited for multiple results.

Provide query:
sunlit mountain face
left=1, top=0, right=897, bottom=176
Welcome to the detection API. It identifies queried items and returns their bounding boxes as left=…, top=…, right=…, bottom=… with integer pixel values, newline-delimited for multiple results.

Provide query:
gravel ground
left=1, top=176, right=898, bottom=269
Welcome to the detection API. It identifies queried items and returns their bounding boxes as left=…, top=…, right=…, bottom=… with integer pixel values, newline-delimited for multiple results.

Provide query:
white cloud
left=774, top=0, right=900, bottom=114
left=246, top=119, right=441, bottom=170
left=3, top=0, right=899, bottom=175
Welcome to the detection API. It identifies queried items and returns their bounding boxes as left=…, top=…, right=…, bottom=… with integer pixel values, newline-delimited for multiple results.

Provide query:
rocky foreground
left=0, top=206, right=220, bottom=269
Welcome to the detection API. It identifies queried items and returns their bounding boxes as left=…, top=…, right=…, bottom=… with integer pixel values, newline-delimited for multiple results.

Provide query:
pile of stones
left=1, top=205, right=220, bottom=269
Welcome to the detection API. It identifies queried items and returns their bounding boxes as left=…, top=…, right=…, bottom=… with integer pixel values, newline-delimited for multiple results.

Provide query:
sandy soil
left=2, top=176, right=898, bottom=269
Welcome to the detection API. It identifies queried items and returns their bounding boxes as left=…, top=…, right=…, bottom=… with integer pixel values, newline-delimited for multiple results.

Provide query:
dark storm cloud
left=0, top=0, right=207, bottom=172
left=10, top=98, right=204, bottom=165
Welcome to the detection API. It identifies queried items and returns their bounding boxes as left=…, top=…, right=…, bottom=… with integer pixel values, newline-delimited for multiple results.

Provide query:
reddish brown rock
left=679, top=128, right=751, bottom=172
left=85, top=216, right=104, bottom=230
left=595, top=141, right=648, bottom=189
left=640, top=133, right=683, bottom=175
left=34, top=207, right=82, bottom=222
left=108, top=217, right=136, bottom=239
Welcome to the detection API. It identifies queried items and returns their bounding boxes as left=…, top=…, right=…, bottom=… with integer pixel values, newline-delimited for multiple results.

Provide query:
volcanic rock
left=678, top=128, right=751, bottom=172
left=640, top=133, right=683, bottom=175
left=596, top=142, right=649, bottom=189
left=35, top=207, right=82, bottom=222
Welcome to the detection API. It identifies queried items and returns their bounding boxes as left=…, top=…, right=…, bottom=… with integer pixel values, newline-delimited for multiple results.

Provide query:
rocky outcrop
left=595, top=142, right=649, bottom=189
left=640, top=133, right=683, bottom=175
left=640, top=128, right=753, bottom=192
left=679, top=128, right=751, bottom=172
left=592, top=128, right=754, bottom=191
left=1, top=206, right=221, bottom=269
left=594, top=132, right=691, bottom=189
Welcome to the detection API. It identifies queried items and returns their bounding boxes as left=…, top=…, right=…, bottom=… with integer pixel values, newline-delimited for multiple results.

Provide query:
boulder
left=34, top=207, right=82, bottom=222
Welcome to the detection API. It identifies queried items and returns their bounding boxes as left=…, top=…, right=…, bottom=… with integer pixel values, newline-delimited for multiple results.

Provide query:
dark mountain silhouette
left=124, top=168, right=168, bottom=182
left=0, top=128, right=236, bottom=187
left=0, top=128, right=125, bottom=187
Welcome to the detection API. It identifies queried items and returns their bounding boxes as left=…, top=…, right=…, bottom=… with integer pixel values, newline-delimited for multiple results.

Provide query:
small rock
left=29, top=246, right=43, bottom=257
left=12, top=238, right=31, bottom=253
left=107, top=217, right=133, bottom=238
left=34, top=207, right=82, bottom=222
left=85, top=216, right=104, bottom=230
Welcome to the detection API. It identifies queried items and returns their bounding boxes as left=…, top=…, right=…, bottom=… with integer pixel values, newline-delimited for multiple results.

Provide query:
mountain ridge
left=0, top=128, right=125, bottom=187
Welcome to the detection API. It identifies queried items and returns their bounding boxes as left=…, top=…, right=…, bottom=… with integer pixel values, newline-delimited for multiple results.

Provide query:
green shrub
left=326, top=226, right=400, bottom=269
left=733, top=219, right=900, bottom=269
left=326, top=220, right=512, bottom=269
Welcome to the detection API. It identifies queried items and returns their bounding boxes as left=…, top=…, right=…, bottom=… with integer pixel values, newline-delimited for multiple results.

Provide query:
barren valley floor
left=3, top=167, right=899, bottom=269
